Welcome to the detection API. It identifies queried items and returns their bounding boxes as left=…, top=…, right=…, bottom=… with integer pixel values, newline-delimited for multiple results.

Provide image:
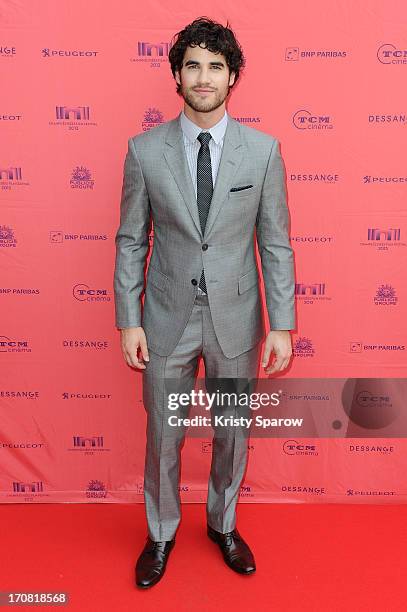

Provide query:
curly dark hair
left=168, top=16, right=245, bottom=94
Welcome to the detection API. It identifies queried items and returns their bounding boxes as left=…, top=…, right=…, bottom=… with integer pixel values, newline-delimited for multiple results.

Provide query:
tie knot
left=197, top=131, right=212, bottom=146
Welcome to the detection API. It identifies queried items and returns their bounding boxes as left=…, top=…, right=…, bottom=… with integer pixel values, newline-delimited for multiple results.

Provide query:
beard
left=180, top=83, right=230, bottom=113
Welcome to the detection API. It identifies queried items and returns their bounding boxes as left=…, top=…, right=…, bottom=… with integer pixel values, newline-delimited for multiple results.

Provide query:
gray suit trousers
left=142, top=292, right=261, bottom=542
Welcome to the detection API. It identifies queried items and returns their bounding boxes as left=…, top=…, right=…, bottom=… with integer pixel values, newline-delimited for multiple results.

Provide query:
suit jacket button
left=202, top=243, right=208, bottom=251
left=191, top=279, right=198, bottom=286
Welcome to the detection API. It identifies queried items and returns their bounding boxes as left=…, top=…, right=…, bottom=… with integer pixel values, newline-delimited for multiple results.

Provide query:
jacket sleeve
left=113, top=137, right=151, bottom=329
left=256, top=138, right=296, bottom=331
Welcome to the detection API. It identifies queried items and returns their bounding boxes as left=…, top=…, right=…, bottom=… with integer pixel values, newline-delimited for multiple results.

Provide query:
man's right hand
left=119, top=327, right=149, bottom=370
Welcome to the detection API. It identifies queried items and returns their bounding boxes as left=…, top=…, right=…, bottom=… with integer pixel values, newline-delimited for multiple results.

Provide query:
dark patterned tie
left=196, top=131, right=213, bottom=293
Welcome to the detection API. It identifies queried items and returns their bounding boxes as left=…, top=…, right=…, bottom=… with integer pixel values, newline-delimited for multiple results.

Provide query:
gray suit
left=113, top=111, right=296, bottom=540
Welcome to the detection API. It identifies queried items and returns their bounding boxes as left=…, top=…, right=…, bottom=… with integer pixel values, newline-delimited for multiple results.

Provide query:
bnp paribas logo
left=293, top=109, right=334, bottom=130
left=293, top=336, right=315, bottom=358
left=374, top=284, right=398, bottom=306
left=86, top=479, right=107, bottom=498
left=70, top=166, right=94, bottom=189
left=141, top=107, right=164, bottom=131
left=0, top=225, right=17, bottom=248
left=377, top=44, right=407, bottom=65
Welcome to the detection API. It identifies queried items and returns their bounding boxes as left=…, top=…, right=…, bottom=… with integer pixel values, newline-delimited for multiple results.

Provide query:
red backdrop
left=1, top=0, right=406, bottom=504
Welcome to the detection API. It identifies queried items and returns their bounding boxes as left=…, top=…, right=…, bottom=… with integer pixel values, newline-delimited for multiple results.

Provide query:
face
left=175, top=44, right=236, bottom=113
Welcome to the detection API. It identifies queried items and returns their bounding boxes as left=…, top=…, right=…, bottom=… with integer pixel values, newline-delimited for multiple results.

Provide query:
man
left=113, top=17, right=296, bottom=588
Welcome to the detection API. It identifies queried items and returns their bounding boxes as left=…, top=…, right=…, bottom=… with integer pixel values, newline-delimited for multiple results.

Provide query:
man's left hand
left=261, top=330, right=293, bottom=375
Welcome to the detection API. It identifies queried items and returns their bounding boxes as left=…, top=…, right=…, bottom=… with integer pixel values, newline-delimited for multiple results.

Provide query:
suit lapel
left=163, top=111, right=244, bottom=240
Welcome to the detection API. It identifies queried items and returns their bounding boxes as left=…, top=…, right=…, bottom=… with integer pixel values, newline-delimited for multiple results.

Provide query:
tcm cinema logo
left=239, top=485, right=254, bottom=498
left=349, top=342, right=405, bottom=353
left=73, top=284, right=111, bottom=302
left=0, top=335, right=32, bottom=353
left=10, top=481, right=49, bottom=500
left=0, top=166, right=29, bottom=190
left=374, top=284, right=398, bottom=306
left=131, top=41, right=172, bottom=65
left=49, top=231, right=107, bottom=243
left=285, top=47, right=347, bottom=60
left=293, top=336, right=315, bottom=358
left=360, top=227, right=405, bottom=250
left=0, top=225, right=17, bottom=248
left=41, top=48, right=99, bottom=58
left=364, top=175, right=407, bottom=184
left=290, top=172, right=339, bottom=183
left=0, top=45, right=16, bottom=57
left=86, top=480, right=107, bottom=499
left=63, top=338, right=109, bottom=350
left=295, top=282, right=331, bottom=304
left=49, top=105, right=97, bottom=129
left=70, top=166, right=94, bottom=189
left=377, top=44, right=407, bottom=65
left=141, top=107, right=164, bottom=131
left=68, top=435, right=110, bottom=454
left=293, top=110, right=334, bottom=130
left=283, top=440, right=318, bottom=455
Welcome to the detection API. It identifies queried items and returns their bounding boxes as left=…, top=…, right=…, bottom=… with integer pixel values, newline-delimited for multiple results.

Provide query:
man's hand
left=119, top=327, right=149, bottom=370
left=261, top=330, right=293, bottom=375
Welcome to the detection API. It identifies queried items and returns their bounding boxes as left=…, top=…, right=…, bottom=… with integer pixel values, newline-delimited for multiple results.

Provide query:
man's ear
left=229, top=71, right=236, bottom=87
left=175, top=69, right=181, bottom=86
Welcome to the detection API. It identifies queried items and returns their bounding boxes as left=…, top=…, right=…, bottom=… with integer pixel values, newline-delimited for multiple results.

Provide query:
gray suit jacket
left=113, top=111, right=296, bottom=359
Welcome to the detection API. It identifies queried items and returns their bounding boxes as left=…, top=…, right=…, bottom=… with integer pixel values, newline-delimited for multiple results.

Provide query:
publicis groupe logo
left=290, top=172, right=339, bottom=183
left=293, top=337, right=315, bottom=358
left=70, top=166, right=94, bottom=189
left=50, top=231, right=107, bottom=243
left=131, top=41, right=172, bottom=65
left=141, top=107, right=164, bottom=131
left=49, top=105, right=97, bottom=129
left=285, top=47, right=347, bottom=61
left=86, top=480, right=107, bottom=499
left=292, top=110, right=334, bottom=130
left=73, top=284, right=111, bottom=302
left=295, top=283, right=331, bottom=304
left=377, top=44, right=407, bottom=65
left=0, top=167, right=30, bottom=190
left=42, top=48, right=99, bottom=58
left=374, top=284, right=398, bottom=306
left=69, top=435, right=110, bottom=454
left=360, top=226, right=405, bottom=250
left=0, top=45, right=16, bottom=57
left=364, top=175, right=407, bottom=184
left=290, top=234, right=334, bottom=245
left=0, top=335, right=31, bottom=353
left=283, top=440, right=318, bottom=455
left=350, top=341, right=405, bottom=353
left=0, top=225, right=17, bottom=248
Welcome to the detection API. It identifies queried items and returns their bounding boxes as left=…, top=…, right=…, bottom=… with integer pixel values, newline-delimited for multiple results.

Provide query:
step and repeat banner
left=1, top=1, right=406, bottom=504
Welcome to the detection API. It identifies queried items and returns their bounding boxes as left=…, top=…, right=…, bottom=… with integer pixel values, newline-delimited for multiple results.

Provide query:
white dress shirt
left=179, top=109, right=228, bottom=198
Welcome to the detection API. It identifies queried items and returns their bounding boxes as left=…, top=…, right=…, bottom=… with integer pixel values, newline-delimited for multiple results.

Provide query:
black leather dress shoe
left=207, top=525, right=256, bottom=574
left=135, top=536, right=175, bottom=588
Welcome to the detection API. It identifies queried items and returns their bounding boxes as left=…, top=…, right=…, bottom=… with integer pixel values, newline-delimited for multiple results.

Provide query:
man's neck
left=183, top=104, right=226, bottom=129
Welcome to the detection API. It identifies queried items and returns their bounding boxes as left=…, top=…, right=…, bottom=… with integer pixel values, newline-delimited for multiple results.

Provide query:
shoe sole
left=207, top=529, right=256, bottom=575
